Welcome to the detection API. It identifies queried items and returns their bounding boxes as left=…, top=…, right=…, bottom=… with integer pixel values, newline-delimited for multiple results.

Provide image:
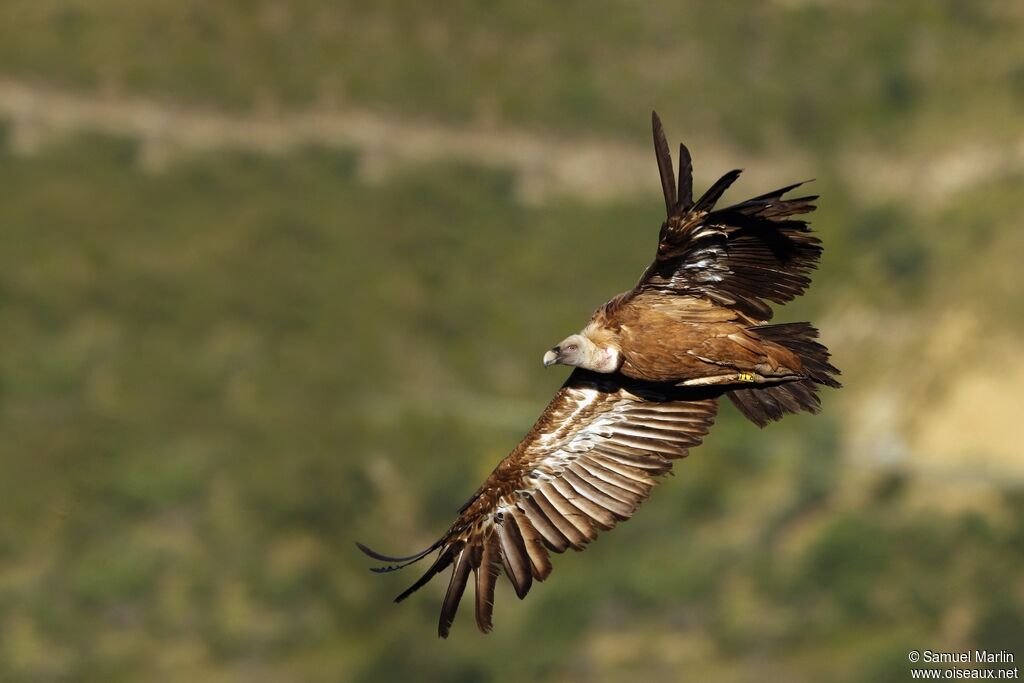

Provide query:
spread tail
left=728, top=322, right=840, bottom=427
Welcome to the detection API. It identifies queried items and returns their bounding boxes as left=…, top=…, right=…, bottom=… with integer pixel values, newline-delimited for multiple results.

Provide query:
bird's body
left=577, top=292, right=805, bottom=384
left=359, top=112, right=840, bottom=637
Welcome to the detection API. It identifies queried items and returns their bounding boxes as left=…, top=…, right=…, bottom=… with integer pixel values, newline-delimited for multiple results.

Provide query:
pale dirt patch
left=827, top=306, right=1024, bottom=489
left=910, top=353, right=1024, bottom=482
left=0, top=78, right=799, bottom=204
left=6, top=77, right=1022, bottom=206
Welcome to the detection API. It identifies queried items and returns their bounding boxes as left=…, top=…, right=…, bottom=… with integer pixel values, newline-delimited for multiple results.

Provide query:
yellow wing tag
left=737, top=372, right=755, bottom=383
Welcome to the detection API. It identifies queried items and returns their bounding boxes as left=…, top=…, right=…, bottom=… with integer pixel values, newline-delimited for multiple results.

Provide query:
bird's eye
left=566, top=344, right=578, bottom=352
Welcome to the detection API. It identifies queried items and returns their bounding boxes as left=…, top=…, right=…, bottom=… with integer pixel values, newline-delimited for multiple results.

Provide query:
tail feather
left=729, top=322, right=840, bottom=427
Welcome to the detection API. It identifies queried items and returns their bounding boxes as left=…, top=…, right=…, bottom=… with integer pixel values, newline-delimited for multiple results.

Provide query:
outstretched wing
left=357, top=369, right=718, bottom=637
left=636, top=112, right=822, bottom=322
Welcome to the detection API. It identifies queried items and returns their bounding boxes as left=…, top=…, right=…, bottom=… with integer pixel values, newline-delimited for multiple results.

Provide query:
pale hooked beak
left=543, top=347, right=559, bottom=367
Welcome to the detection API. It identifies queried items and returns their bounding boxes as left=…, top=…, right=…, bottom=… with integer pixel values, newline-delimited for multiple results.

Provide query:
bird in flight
left=358, top=112, right=840, bottom=637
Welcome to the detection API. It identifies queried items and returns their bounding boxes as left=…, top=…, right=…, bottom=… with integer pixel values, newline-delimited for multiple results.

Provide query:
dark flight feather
left=519, top=497, right=572, bottom=553
left=439, top=545, right=472, bottom=638
left=514, top=512, right=553, bottom=580
left=355, top=539, right=443, bottom=565
left=692, top=169, right=743, bottom=214
left=531, top=490, right=589, bottom=549
left=496, top=514, right=533, bottom=599
left=652, top=111, right=677, bottom=215
left=677, top=143, right=693, bottom=210
left=394, top=543, right=458, bottom=603
left=473, top=535, right=499, bottom=633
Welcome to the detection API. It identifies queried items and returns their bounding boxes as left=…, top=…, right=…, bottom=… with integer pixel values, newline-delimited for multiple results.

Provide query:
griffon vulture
left=358, top=112, right=840, bottom=637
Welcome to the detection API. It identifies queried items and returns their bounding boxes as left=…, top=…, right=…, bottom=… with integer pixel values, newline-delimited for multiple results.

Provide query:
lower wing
left=357, top=369, right=719, bottom=637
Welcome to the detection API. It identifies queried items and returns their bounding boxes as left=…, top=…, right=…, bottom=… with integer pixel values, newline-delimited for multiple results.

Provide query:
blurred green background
left=1, top=2, right=1023, bottom=681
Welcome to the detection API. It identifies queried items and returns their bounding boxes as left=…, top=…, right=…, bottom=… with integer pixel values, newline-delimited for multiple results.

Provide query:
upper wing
left=357, top=369, right=718, bottom=637
left=634, top=112, right=823, bottom=322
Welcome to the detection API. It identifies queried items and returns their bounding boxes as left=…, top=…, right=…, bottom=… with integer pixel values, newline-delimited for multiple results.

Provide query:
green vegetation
left=0, top=2, right=1022, bottom=681
left=1, top=2, right=1020, bottom=152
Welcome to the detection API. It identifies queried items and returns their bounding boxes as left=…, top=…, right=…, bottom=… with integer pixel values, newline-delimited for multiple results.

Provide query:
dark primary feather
left=677, top=143, right=693, bottom=210
left=496, top=515, right=533, bottom=599
left=652, top=111, right=677, bottom=215
left=393, top=545, right=457, bottom=603
left=691, top=168, right=742, bottom=214
left=355, top=540, right=442, bottom=564
left=474, top=536, right=499, bottom=632
left=439, top=545, right=472, bottom=637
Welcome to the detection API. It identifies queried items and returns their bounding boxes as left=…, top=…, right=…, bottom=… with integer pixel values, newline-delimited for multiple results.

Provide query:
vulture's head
left=543, top=334, right=619, bottom=373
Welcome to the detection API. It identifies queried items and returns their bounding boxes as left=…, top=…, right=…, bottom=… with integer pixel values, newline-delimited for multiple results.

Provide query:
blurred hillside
left=0, top=2, right=1022, bottom=682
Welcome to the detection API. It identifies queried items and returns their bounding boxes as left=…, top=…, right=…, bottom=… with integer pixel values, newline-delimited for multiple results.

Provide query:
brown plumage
left=358, top=111, right=840, bottom=637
